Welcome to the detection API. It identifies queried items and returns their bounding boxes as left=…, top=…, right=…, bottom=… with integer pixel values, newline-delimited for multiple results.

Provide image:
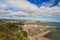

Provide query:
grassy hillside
left=0, top=21, right=29, bottom=40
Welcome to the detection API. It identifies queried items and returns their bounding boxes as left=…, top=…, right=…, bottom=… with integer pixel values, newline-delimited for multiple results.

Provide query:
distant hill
left=0, top=19, right=60, bottom=27
left=24, top=20, right=60, bottom=27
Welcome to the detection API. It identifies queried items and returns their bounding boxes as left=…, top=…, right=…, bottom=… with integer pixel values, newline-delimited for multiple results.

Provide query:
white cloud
left=0, top=0, right=60, bottom=19
left=39, top=6, right=60, bottom=16
left=58, top=2, right=60, bottom=6
left=7, top=0, right=40, bottom=13
left=42, top=0, right=55, bottom=7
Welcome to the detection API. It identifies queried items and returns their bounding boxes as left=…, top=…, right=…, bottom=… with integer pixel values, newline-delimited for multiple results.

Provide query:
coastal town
left=1, top=20, right=60, bottom=40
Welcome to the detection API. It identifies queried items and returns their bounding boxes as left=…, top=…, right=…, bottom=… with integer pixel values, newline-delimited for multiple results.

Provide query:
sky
left=0, top=0, right=60, bottom=22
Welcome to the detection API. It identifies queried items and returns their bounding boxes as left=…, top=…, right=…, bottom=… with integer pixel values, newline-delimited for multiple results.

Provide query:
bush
left=0, top=21, right=28, bottom=40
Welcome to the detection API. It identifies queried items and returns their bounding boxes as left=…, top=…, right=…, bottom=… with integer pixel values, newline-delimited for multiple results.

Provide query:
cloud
left=39, top=6, right=60, bottom=17
left=0, top=0, right=60, bottom=19
left=42, top=0, right=55, bottom=7
left=7, top=0, right=40, bottom=13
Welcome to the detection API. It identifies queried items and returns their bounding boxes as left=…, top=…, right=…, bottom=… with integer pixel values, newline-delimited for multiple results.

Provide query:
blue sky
left=0, top=0, right=60, bottom=22
left=27, top=0, right=60, bottom=7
